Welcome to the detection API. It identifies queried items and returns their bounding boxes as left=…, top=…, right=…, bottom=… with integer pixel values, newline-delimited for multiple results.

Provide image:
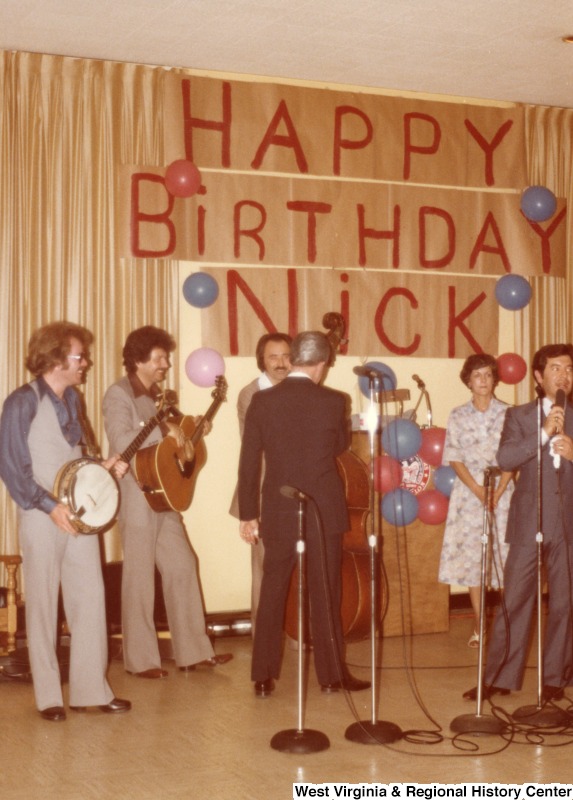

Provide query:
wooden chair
left=0, top=555, right=22, bottom=656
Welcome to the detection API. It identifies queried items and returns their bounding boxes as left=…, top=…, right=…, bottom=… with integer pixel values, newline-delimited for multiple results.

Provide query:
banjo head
left=54, top=458, right=120, bottom=534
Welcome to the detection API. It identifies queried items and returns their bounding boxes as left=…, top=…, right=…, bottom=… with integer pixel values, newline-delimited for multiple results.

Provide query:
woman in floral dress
left=438, top=354, right=514, bottom=647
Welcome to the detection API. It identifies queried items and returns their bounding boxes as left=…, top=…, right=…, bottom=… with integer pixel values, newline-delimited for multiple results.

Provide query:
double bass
left=283, top=312, right=373, bottom=643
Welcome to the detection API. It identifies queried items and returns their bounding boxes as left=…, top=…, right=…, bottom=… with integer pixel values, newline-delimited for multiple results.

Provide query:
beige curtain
left=0, top=51, right=179, bottom=569
left=515, top=106, right=573, bottom=403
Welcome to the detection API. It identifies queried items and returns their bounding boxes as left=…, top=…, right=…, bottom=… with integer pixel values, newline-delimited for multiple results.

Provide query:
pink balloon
left=497, top=352, right=527, bottom=385
left=417, top=427, right=446, bottom=467
left=374, top=455, right=402, bottom=493
left=165, top=160, right=202, bottom=198
left=185, top=347, right=225, bottom=388
left=417, top=489, right=449, bottom=525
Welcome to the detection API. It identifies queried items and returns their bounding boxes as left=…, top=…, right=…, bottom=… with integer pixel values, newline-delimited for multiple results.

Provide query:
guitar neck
left=121, top=407, right=170, bottom=462
left=190, top=397, right=224, bottom=446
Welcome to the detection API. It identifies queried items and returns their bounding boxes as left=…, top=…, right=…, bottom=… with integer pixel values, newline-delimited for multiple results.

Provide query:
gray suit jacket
left=497, top=399, right=573, bottom=546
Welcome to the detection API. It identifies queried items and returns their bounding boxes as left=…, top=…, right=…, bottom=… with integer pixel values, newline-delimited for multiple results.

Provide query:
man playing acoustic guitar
left=103, top=326, right=232, bottom=678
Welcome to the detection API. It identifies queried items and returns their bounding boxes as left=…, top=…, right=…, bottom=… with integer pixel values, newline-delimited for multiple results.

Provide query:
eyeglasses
left=67, top=354, right=87, bottom=362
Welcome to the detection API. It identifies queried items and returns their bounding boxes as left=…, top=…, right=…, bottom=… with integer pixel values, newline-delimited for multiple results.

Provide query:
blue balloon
left=520, top=185, right=557, bottom=222
left=358, top=361, right=397, bottom=399
left=381, top=488, right=418, bottom=527
left=182, top=272, right=219, bottom=308
left=382, top=419, right=422, bottom=461
left=494, top=274, right=532, bottom=311
left=434, top=465, right=456, bottom=498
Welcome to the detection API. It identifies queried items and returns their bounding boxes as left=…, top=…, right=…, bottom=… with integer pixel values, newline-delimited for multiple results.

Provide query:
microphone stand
left=271, top=494, right=330, bottom=753
left=450, top=467, right=504, bottom=735
left=512, top=394, right=569, bottom=727
left=345, top=373, right=401, bottom=745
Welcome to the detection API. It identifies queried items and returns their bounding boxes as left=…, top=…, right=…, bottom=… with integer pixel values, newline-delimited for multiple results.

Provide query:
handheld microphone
left=484, top=466, right=502, bottom=478
left=280, top=485, right=309, bottom=502
left=412, top=374, right=425, bottom=389
left=551, top=389, right=566, bottom=469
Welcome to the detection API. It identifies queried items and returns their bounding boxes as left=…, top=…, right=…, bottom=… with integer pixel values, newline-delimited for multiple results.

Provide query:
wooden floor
left=2, top=614, right=573, bottom=799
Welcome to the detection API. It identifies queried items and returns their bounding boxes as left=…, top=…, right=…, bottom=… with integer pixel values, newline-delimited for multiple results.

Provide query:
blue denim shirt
left=0, top=377, right=83, bottom=514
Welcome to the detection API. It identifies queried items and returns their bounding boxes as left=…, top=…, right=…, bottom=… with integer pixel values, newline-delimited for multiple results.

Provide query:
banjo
left=53, top=390, right=178, bottom=534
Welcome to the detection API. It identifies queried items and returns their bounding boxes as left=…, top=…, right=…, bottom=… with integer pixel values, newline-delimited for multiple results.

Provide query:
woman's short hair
left=122, top=326, right=176, bottom=373
left=459, top=353, right=499, bottom=388
left=25, top=321, right=93, bottom=377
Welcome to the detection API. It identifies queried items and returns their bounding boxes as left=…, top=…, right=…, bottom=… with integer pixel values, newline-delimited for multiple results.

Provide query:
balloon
left=417, top=427, right=446, bottom=467
left=182, top=273, right=219, bottom=308
left=381, top=488, right=418, bottom=527
left=185, top=347, right=225, bottom=387
left=358, top=361, right=397, bottom=399
left=494, top=274, right=532, bottom=311
left=497, top=352, right=527, bottom=385
left=382, top=419, right=422, bottom=461
left=434, top=465, right=456, bottom=498
left=417, top=489, right=449, bottom=525
left=520, top=185, right=557, bottom=222
left=374, top=455, right=402, bottom=493
left=165, top=160, right=202, bottom=198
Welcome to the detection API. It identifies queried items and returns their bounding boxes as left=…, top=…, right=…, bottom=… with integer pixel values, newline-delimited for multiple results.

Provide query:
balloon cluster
left=379, top=418, right=451, bottom=527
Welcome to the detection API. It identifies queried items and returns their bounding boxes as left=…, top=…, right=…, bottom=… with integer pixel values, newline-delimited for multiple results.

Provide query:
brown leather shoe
left=321, top=676, right=371, bottom=693
left=39, top=706, right=66, bottom=722
left=130, top=668, right=168, bottom=679
left=99, top=697, right=132, bottom=713
left=70, top=697, right=132, bottom=714
left=179, top=653, right=233, bottom=671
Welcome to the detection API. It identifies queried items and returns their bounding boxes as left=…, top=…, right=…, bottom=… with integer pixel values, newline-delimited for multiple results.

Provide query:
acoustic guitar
left=133, top=375, right=228, bottom=513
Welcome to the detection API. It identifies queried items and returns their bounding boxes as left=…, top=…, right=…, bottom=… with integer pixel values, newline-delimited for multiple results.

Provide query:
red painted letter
left=404, top=113, right=441, bottom=180
left=251, top=100, right=308, bottom=173
left=130, top=173, right=176, bottom=258
left=333, top=106, right=374, bottom=175
left=181, top=79, right=232, bottom=168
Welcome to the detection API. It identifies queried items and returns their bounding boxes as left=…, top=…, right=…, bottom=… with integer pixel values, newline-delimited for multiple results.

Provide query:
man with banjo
left=0, top=321, right=131, bottom=721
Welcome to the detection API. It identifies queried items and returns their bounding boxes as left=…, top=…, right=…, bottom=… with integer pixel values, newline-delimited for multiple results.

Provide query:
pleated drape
left=514, top=105, right=573, bottom=403
left=0, top=51, right=179, bottom=564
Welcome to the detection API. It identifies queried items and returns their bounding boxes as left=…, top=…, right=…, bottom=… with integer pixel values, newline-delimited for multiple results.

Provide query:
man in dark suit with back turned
left=238, top=330, right=370, bottom=698
left=464, top=343, right=573, bottom=704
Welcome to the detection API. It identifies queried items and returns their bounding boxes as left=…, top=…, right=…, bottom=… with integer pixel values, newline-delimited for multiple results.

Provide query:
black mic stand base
left=271, top=728, right=330, bottom=754
left=345, top=719, right=402, bottom=745
left=450, top=713, right=505, bottom=736
left=511, top=703, right=570, bottom=728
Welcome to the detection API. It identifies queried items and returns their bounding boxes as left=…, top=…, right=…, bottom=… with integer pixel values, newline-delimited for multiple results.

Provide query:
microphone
left=412, top=374, right=425, bottom=389
left=551, top=389, right=566, bottom=470
left=353, top=365, right=384, bottom=380
left=484, top=466, right=502, bottom=478
left=280, top=485, right=309, bottom=502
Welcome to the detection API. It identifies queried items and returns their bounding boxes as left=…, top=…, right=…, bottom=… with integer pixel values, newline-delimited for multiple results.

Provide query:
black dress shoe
left=70, top=697, right=132, bottom=714
left=463, top=684, right=510, bottom=701
left=321, top=675, right=371, bottom=693
left=254, top=678, right=275, bottom=698
left=542, top=685, right=564, bottom=703
left=99, top=697, right=132, bottom=714
left=129, top=668, right=168, bottom=679
left=179, top=653, right=234, bottom=671
left=39, top=706, right=66, bottom=722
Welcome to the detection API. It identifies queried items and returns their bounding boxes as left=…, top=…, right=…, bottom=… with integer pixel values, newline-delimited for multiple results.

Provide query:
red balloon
left=497, top=352, right=527, bottom=385
left=417, top=489, right=449, bottom=525
left=374, top=455, right=402, bottom=493
left=417, top=427, right=446, bottom=467
left=164, top=160, right=202, bottom=198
